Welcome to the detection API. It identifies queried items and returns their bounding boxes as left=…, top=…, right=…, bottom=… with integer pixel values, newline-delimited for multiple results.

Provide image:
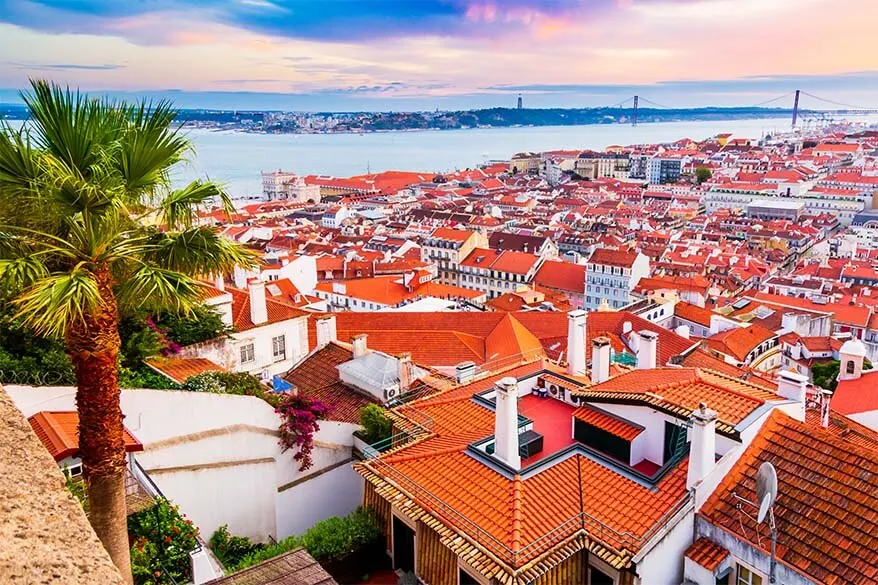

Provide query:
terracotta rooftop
left=145, top=357, right=226, bottom=385
left=588, top=247, right=639, bottom=268
left=705, top=323, right=776, bottom=362
left=205, top=548, right=336, bottom=585
left=28, top=411, right=143, bottom=462
left=573, top=405, right=644, bottom=441
left=0, top=387, right=125, bottom=584
left=577, top=368, right=778, bottom=432
left=283, top=342, right=378, bottom=424
left=700, top=409, right=878, bottom=585
left=357, top=362, right=691, bottom=575
left=684, top=537, right=728, bottom=571
left=533, top=260, right=586, bottom=293
left=831, top=370, right=878, bottom=417
left=226, top=285, right=309, bottom=331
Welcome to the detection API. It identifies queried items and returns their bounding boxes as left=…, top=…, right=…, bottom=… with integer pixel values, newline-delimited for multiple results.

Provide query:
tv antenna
left=733, top=461, right=779, bottom=583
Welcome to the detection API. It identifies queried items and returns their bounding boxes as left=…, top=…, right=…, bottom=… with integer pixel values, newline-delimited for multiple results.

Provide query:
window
left=736, top=565, right=763, bottom=585
left=846, top=360, right=855, bottom=374
left=272, top=335, right=286, bottom=362
left=240, top=343, right=255, bottom=364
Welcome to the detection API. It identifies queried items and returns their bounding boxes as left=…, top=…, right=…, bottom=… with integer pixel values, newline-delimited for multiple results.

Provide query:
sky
left=1, top=0, right=878, bottom=111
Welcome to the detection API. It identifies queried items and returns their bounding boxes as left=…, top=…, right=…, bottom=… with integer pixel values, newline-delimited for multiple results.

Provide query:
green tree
left=695, top=166, right=712, bottom=184
left=0, top=80, right=255, bottom=582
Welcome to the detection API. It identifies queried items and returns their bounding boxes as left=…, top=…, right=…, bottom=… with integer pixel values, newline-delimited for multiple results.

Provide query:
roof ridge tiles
left=511, top=476, right=522, bottom=553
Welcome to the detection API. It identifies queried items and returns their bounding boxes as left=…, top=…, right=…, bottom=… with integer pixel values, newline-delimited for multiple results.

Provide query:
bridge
left=583, top=90, right=878, bottom=128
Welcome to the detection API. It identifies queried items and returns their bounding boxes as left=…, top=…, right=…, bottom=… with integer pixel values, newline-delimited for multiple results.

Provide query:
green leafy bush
left=157, top=306, right=230, bottom=347
left=120, top=366, right=182, bottom=390
left=230, top=507, right=381, bottom=572
left=358, top=404, right=393, bottom=444
left=209, top=525, right=265, bottom=570
left=128, top=499, right=199, bottom=585
left=300, top=508, right=381, bottom=562
left=182, top=371, right=279, bottom=406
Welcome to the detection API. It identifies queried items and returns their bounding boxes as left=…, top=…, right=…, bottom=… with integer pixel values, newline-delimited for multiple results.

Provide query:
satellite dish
left=756, top=462, right=778, bottom=524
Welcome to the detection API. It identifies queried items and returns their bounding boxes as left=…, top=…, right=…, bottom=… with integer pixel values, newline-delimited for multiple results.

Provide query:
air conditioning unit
left=385, top=387, right=398, bottom=401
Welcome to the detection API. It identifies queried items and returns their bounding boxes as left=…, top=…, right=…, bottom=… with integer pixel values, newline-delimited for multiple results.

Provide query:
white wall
left=6, top=386, right=361, bottom=544
left=276, top=464, right=364, bottom=538
left=600, top=404, right=670, bottom=466
left=636, top=503, right=695, bottom=585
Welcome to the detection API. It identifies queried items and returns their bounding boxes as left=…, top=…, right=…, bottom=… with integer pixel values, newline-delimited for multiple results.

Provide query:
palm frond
left=0, top=256, right=50, bottom=295
left=158, top=180, right=233, bottom=230
left=115, top=265, right=203, bottom=314
left=0, top=123, right=41, bottom=195
left=13, top=265, right=101, bottom=338
left=117, top=99, right=189, bottom=199
left=22, top=80, right=110, bottom=174
left=143, top=227, right=258, bottom=277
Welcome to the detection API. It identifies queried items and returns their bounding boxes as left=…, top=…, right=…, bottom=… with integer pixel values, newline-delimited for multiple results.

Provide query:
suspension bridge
left=585, top=90, right=878, bottom=128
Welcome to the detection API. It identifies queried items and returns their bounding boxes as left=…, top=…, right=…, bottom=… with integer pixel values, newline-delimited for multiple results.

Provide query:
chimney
left=675, top=325, right=690, bottom=339
left=352, top=333, right=369, bottom=359
left=591, top=336, right=611, bottom=385
left=637, top=330, right=658, bottom=369
left=687, top=402, right=717, bottom=489
left=455, top=361, right=477, bottom=384
left=777, top=370, right=807, bottom=421
left=566, top=310, right=587, bottom=376
left=397, top=352, right=413, bottom=393
left=249, top=279, right=268, bottom=325
left=214, top=274, right=225, bottom=291
left=493, top=377, right=521, bottom=470
left=315, top=315, right=337, bottom=348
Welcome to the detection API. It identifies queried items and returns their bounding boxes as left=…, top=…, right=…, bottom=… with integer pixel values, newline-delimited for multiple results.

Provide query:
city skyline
left=2, top=0, right=878, bottom=110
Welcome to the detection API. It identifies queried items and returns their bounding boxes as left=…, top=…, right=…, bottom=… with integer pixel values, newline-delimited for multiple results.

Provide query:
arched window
left=846, top=360, right=856, bottom=375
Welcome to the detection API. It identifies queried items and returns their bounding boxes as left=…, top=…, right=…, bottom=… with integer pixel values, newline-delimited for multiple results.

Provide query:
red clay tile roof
left=589, top=247, right=638, bottom=268
left=831, top=370, right=878, bottom=416
left=700, top=409, right=878, bottom=585
left=805, top=409, right=878, bottom=452
left=361, top=363, right=690, bottom=568
left=580, top=368, right=778, bottom=430
left=227, top=286, right=309, bottom=331
left=573, top=405, right=644, bottom=441
left=705, top=324, right=776, bottom=362
left=283, top=342, right=378, bottom=424
left=675, top=301, right=715, bottom=328
left=28, top=411, right=143, bottom=462
left=307, top=310, right=699, bottom=370
left=684, top=537, right=728, bottom=571
left=533, top=260, right=586, bottom=293
left=144, top=357, right=225, bottom=384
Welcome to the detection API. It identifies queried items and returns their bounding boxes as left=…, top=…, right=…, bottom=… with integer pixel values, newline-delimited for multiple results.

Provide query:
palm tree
left=0, top=80, right=255, bottom=583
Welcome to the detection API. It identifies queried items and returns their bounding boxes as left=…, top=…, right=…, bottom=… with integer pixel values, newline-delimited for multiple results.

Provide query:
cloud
left=9, top=61, right=125, bottom=71
left=0, top=0, right=672, bottom=43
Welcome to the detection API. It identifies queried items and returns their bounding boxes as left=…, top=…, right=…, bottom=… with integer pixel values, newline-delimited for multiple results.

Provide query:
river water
left=6, top=116, right=872, bottom=197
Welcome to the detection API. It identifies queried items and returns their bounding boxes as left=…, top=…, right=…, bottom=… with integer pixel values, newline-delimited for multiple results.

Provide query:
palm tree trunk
left=67, top=269, right=133, bottom=585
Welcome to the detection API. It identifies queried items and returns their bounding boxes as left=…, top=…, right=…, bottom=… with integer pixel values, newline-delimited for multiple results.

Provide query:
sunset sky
left=1, top=0, right=877, bottom=110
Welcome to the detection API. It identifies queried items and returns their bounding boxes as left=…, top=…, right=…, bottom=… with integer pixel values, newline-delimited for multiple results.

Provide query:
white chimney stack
left=315, top=315, right=337, bottom=348
left=567, top=310, right=587, bottom=376
left=398, top=352, right=413, bottom=393
left=214, top=274, right=225, bottom=291
left=687, top=402, right=717, bottom=490
left=675, top=325, right=690, bottom=340
left=493, top=377, right=520, bottom=470
left=637, top=330, right=658, bottom=370
left=249, top=279, right=268, bottom=325
left=591, top=336, right=611, bottom=385
left=777, top=370, right=808, bottom=422
left=352, top=333, right=369, bottom=359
